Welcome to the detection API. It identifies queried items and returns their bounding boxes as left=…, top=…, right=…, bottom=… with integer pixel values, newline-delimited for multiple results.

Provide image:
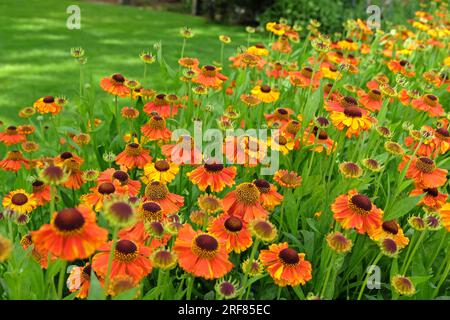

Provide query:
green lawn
left=0, top=0, right=250, bottom=124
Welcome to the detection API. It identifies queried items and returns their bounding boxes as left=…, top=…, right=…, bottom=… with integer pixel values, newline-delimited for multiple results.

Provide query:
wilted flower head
left=151, top=248, right=178, bottom=270
left=215, top=278, right=240, bottom=299
left=249, top=219, right=277, bottom=242
left=241, top=258, right=264, bottom=276
left=140, top=51, right=156, bottom=64
left=384, top=141, right=405, bottom=156
left=245, top=26, right=256, bottom=34
left=424, top=213, right=441, bottom=230
left=362, top=158, right=382, bottom=172
left=82, top=169, right=99, bottom=182
left=180, top=27, right=194, bottom=38
left=70, top=47, right=85, bottom=58
left=39, top=165, right=68, bottom=185
left=103, top=151, right=116, bottom=163
left=378, top=238, right=399, bottom=257
left=103, top=196, right=136, bottom=227
left=339, top=161, right=363, bottom=178
left=408, top=215, right=426, bottom=231
left=391, top=275, right=416, bottom=296
left=326, top=231, right=353, bottom=253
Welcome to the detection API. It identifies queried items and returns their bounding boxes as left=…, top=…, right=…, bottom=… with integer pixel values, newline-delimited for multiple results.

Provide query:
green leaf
left=112, top=286, right=141, bottom=300
left=384, top=194, right=424, bottom=220
left=87, top=271, right=106, bottom=300
left=410, top=275, right=432, bottom=286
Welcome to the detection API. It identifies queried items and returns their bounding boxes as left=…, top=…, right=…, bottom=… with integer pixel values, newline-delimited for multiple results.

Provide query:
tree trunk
left=191, top=0, right=198, bottom=15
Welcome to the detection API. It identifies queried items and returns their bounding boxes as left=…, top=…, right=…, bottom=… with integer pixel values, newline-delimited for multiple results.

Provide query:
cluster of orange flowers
left=0, top=1, right=449, bottom=300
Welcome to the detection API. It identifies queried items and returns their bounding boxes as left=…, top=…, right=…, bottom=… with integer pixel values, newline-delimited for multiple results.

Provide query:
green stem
left=103, top=226, right=119, bottom=296
left=427, top=231, right=447, bottom=270
left=357, top=253, right=382, bottom=300
left=320, top=253, right=336, bottom=298
left=401, top=230, right=426, bottom=274
left=186, top=275, right=194, bottom=300
left=57, top=260, right=68, bottom=299
left=240, top=239, right=260, bottom=299
left=432, top=249, right=450, bottom=298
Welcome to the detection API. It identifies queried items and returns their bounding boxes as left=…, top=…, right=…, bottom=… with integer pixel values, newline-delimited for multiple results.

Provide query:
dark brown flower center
left=43, top=166, right=64, bottom=180
left=255, top=43, right=265, bottom=48
left=399, top=60, right=408, bottom=66
left=98, top=182, right=115, bottom=195
left=316, top=116, right=329, bottom=127
left=260, top=85, right=271, bottom=93
left=219, top=282, right=235, bottom=296
left=43, top=96, right=55, bottom=103
left=350, top=194, right=372, bottom=211
left=155, top=160, right=170, bottom=172
left=112, top=74, right=125, bottom=83
left=436, top=128, right=449, bottom=137
left=204, top=65, right=216, bottom=71
left=344, top=106, right=362, bottom=118
left=224, top=216, right=243, bottom=232
left=425, top=188, right=439, bottom=197
left=253, top=179, right=270, bottom=193
left=116, top=239, right=137, bottom=254
left=60, top=152, right=73, bottom=160
left=54, top=208, right=85, bottom=232
left=277, top=108, right=288, bottom=115
left=279, top=248, right=299, bottom=265
left=342, top=96, right=358, bottom=108
left=112, top=170, right=129, bottom=183
left=109, top=202, right=133, bottom=221
left=416, top=157, right=435, bottom=173
left=204, top=163, right=224, bottom=172
left=195, top=234, right=218, bottom=251
left=32, top=179, right=44, bottom=189
left=318, top=130, right=328, bottom=140
left=381, top=238, right=397, bottom=254
left=382, top=220, right=399, bottom=235
left=11, top=193, right=28, bottom=205
left=148, top=221, right=165, bottom=236
left=142, top=202, right=162, bottom=213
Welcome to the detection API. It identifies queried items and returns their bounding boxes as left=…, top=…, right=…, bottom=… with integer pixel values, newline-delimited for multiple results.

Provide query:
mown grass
left=0, top=0, right=249, bottom=124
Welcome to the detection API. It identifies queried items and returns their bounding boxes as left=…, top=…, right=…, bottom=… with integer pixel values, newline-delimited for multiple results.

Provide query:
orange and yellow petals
left=32, top=207, right=108, bottom=261
left=208, top=213, right=253, bottom=254
left=331, top=191, right=383, bottom=234
left=187, top=166, right=236, bottom=192
left=173, top=224, right=233, bottom=280
left=100, top=77, right=131, bottom=97
left=439, top=203, right=450, bottom=232
left=115, top=148, right=153, bottom=170
left=260, top=243, right=312, bottom=287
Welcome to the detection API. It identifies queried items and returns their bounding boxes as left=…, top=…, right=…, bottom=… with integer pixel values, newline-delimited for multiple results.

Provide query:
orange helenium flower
left=187, top=162, right=236, bottom=192
left=100, top=73, right=131, bottom=97
left=222, top=182, right=268, bottom=221
left=398, top=156, right=447, bottom=189
left=208, top=213, right=252, bottom=253
left=31, top=205, right=108, bottom=261
left=331, top=189, right=383, bottom=234
left=173, top=224, right=233, bottom=279
left=0, top=126, right=26, bottom=146
left=260, top=242, right=312, bottom=287
left=115, top=142, right=153, bottom=169
left=92, top=238, right=153, bottom=283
